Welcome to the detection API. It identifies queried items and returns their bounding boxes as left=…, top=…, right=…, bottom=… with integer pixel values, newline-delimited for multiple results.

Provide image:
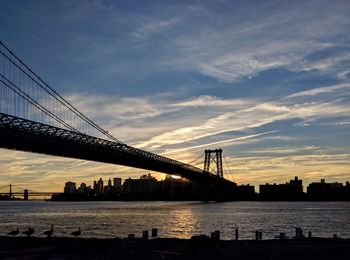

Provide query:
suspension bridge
left=0, top=41, right=237, bottom=200
left=0, top=184, right=54, bottom=200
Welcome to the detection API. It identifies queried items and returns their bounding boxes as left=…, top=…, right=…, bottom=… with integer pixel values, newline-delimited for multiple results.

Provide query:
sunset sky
left=1, top=0, right=350, bottom=192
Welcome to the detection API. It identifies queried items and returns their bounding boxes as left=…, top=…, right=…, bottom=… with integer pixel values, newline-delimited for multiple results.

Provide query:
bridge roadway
left=0, top=192, right=54, bottom=196
left=0, top=112, right=236, bottom=188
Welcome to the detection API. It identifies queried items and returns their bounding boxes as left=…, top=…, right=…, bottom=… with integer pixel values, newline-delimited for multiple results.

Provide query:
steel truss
left=0, top=112, right=235, bottom=185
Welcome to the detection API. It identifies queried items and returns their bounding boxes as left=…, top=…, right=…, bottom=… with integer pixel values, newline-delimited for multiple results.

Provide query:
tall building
left=77, top=183, right=87, bottom=193
left=113, top=178, right=122, bottom=192
left=97, top=177, right=104, bottom=193
left=64, top=181, right=76, bottom=193
left=93, top=178, right=104, bottom=193
left=93, top=180, right=97, bottom=192
left=122, top=174, right=157, bottom=196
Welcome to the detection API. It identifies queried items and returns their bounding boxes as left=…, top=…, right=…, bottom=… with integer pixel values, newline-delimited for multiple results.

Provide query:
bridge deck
left=0, top=113, right=235, bottom=186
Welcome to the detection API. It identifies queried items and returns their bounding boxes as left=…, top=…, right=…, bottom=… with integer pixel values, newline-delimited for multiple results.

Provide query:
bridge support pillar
left=24, top=189, right=29, bottom=200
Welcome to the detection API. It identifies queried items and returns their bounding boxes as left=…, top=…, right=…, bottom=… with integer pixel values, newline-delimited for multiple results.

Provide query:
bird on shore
left=8, top=228, right=20, bottom=237
left=42, top=224, right=54, bottom=237
left=71, top=227, right=81, bottom=237
left=22, top=228, right=35, bottom=237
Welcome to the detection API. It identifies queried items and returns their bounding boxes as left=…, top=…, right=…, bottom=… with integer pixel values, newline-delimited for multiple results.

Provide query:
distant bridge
left=0, top=42, right=236, bottom=200
left=0, top=184, right=55, bottom=200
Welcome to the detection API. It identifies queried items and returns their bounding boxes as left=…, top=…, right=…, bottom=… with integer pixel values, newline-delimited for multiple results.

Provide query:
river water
left=0, top=201, right=349, bottom=240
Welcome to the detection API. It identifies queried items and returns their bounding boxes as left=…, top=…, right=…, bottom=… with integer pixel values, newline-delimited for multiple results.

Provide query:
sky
left=0, top=0, right=350, bottom=192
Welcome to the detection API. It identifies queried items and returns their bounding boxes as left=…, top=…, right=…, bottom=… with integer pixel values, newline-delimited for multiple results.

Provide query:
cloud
left=161, top=1, right=350, bottom=82
left=286, top=83, right=350, bottom=98
left=53, top=0, right=350, bottom=85
left=289, top=51, right=350, bottom=74
left=172, top=95, right=250, bottom=107
left=197, top=53, right=293, bottom=82
left=63, top=80, right=350, bottom=151
left=337, top=69, right=350, bottom=80
left=131, top=17, right=180, bottom=40
left=162, top=130, right=279, bottom=154
left=241, top=145, right=321, bottom=155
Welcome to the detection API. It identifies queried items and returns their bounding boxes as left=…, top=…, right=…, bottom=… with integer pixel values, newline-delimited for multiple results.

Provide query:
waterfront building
left=77, top=183, right=87, bottom=193
left=113, top=177, right=122, bottom=192
left=93, top=180, right=98, bottom=193
left=122, top=173, right=157, bottom=197
left=97, top=177, right=104, bottom=193
left=259, top=176, right=304, bottom=201
left=236, top=184, right=257, bottom=200
left=57, top=175, right=349, bottom=201
left=307, top=179, right=350, bottom=200
left=159, top=175, right=192, bottom=200
left=64, top=181, right=77, bottom=193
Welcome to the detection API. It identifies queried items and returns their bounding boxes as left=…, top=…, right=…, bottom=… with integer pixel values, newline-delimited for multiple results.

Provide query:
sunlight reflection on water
left=0, top=201, right=349, bottom=240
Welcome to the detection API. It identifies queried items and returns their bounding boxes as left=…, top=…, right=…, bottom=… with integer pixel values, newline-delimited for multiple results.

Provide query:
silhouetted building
left=235, top=184, right=257, bottom=200
left=122, top=173, right=158, bottom=199
left=113, top=178, right=122, bottom=192
left=77, top=183, right=87, bottom=193
left=93, top=177, right=104, bottom=193
left=55, top=174, right=350, bottom=202
left=64, top=181, right=76, bottom=193
left=259, top=176, right=304, bottom=201
left=307, top=179, right=350, bottom=201
left=158, top=175, right=193, bottom=200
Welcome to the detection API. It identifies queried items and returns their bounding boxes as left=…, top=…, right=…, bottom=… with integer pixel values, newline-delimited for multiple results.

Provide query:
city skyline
left=1, top=0, right=350, bottom=191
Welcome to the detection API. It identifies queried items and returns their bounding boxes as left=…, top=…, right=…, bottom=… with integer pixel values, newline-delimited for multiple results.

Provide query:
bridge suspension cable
left=0, top=41, right=122, bottom=142
left=0, top=184, right=9, bottom=190
left=224, top=157, right=236, bottom=182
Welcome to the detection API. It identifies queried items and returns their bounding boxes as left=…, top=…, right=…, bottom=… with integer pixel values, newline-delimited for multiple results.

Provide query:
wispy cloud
left=131, top=17, right=179, bottom=40
left=162, top=2, right=350, bottom=82
left=64, top=80, right=350, bottom=151
left=162, top=130, right=279, bottom=154
left=286, top=83, right=350, bottom=98
left=241, top=145, right=321, bottom=155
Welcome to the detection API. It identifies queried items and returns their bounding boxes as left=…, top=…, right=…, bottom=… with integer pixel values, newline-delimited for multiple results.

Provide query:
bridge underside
left=0, top=113, right=236, bottom=189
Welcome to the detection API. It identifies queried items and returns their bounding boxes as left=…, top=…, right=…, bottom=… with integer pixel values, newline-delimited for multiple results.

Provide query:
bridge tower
left=24, top=189, right=29, bottom=200
left=9, top=184, right=12, bottom=199
left=203, top=149, right=223, bottom=178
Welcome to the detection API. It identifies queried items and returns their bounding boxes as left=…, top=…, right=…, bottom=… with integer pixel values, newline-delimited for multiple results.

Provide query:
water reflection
left=0, top=201, right=349, bottom=239
left=166, top=206, right=198, bottom=239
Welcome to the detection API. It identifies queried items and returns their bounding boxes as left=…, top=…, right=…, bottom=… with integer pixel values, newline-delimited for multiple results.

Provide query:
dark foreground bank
left=0, top=236, right=349, bottom=260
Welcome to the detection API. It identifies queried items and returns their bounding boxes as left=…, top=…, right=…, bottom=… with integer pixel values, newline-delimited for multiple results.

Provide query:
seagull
left=8, top=228, right=20, bottom=237
left=71, top=227, right=81, bottom=237
left=22, top=228, right=35, bottom=237
left=42, top=224, right=54, bottom=237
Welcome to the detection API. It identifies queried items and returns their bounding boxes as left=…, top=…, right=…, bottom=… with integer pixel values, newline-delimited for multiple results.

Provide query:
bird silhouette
left=42, top=224, right=54, bottom=237
left=71, top=227, right=81, bottom=237
left=8, top=228, right=20, bottom=237
left=22, top=228, right=35, bottom=237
